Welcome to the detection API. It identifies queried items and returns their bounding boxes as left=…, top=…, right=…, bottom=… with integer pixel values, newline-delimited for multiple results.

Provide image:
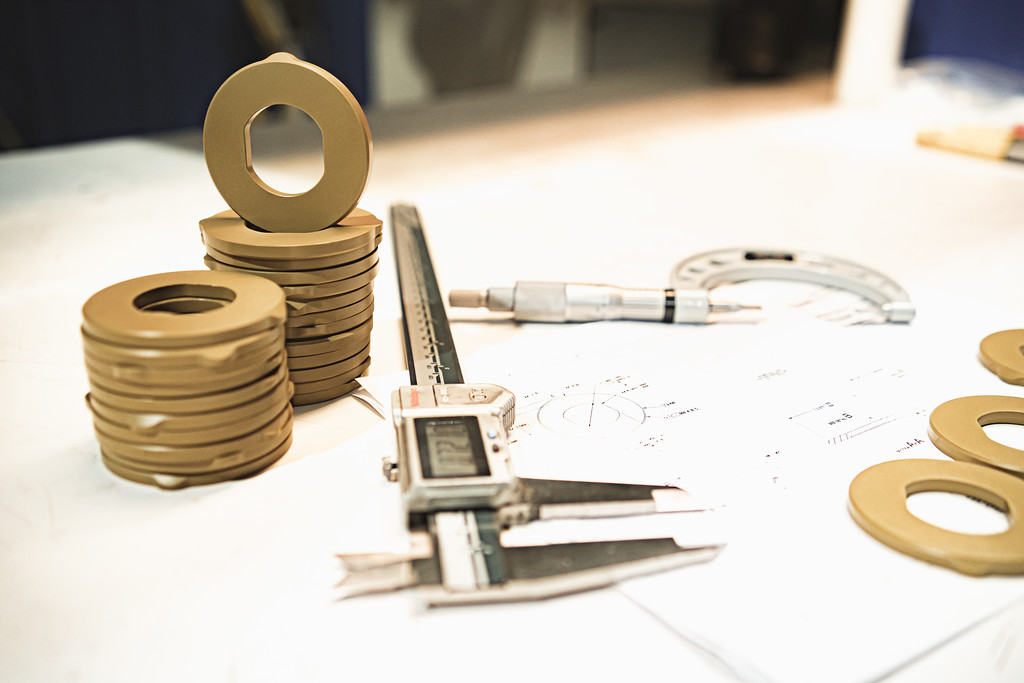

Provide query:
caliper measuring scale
left=335, top=204, right=724, bottom=606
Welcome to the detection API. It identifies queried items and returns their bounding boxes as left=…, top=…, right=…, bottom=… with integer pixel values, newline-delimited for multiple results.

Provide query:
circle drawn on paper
left=536, top=393, right=647, bottom=438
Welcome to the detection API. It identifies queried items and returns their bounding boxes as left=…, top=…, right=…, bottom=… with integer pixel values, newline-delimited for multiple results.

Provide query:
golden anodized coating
left=848, top=458, right=1024, bottom=576
left=83, top=340, right=283, bottom=387
left=288, top=345, right=370, bottom=383
left=285, top=282, right=374, bottom=315
left=203, top=251, right=379, bottom=286
left=199, top=208, right=382, bottom=259
left=204, top=235, right=382, bottom=271
left=286, top=292, right=373, bottom=328
left=198, top=54, right=380, bottom=405
left=291, top=359, right=371, bottom=405
left=286, top=293, right=374, bottom=327
left=85, top=351, right=286, bottom=397
left=90, top=396, right=288, bottom=447
left=287, top=339, right=371, bottom=371
left=203, top=52, right=372, bottom=233
left=81, top=325, right=284, bottom=370
left=81, top=270, right=295, bottom=486
left=979, top=329, right=1024, bottom=386
left=279, top=260, right=379, bottom=299
left=85, top=377, right=293, bottom=434
left=290, top=380, right=362, bottom=407
left=286, top=300, right=375, bottom=339
left=284, top=321, right=373, bottom=358
left=101, top=433, right=294, bottom=490
left=96, top=405, right=293, bottom=469
left=87, top=363, right=289, bottom=414
left=82, top=271, right=286, bottom=349
left=928, top=395, right=1024, bottom=477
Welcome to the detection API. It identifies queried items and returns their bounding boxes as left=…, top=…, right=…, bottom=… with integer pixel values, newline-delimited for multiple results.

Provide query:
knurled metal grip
left=203, top=52, right=372, bottom=233
left=669, top=248, right=916, bottom=323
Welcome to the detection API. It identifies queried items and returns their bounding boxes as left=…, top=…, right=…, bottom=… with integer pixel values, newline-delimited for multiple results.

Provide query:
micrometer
left=449, top=248, right=915, bottom=324
left=336, top=204, right=723, bottom=606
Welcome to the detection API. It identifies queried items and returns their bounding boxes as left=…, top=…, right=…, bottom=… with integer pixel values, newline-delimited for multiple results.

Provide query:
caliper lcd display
left=415, top=416, right=490, bottom=479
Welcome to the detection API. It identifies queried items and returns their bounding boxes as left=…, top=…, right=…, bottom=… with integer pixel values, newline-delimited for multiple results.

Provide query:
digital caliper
left=336, top=204, right=723, bottom=606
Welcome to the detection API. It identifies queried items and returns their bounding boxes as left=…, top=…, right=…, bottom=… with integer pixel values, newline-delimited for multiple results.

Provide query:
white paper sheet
left=440, top=282, right=1024, bottom=683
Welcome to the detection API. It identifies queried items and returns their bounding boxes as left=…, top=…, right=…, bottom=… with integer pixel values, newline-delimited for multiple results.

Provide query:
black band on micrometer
left=744, top=250, right=794, bottom=262
left=662, top=289, right=676, bottom=323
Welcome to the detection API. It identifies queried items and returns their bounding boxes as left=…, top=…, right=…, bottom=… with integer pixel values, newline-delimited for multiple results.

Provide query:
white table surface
left=2, top=73, right=1024, bottom=682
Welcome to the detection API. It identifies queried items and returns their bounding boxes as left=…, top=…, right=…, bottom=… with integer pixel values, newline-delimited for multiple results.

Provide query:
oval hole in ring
left=133, top=284, right=237, bottom=314
left=247, top=104, right=325, bottom=195
left=906, top=490, right=1011, bottom=535
left=982, top=422, right=1024, bottom=450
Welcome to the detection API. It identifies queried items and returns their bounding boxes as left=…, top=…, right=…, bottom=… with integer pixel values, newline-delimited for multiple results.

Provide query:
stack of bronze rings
left=200, top=52, right=378, bottom=406
left=81, top=271, right=292, bottom=489
left=82, top=53, right=375, bottom=488
left=200, top=209, right=380, bottom=404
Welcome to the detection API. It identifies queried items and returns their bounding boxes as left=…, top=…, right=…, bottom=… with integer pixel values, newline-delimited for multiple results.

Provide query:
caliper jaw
left=337, top=479, right=724, bottom=606
left=414, top=539, right=722, bottom=607
left=335, top=531, right=433, bottom=599
left=499, top=478, right=695, bottom=525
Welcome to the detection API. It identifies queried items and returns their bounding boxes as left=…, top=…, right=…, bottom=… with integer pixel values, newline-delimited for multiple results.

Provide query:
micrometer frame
left=669, top=248, right=915, bottom=323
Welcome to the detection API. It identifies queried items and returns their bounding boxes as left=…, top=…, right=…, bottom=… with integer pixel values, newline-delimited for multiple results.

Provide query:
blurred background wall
left=0, top=0, right=1021, bottom=151
left=0, top=0, right=368, bottom=149
left=904, top=0, right=1024, bottom=74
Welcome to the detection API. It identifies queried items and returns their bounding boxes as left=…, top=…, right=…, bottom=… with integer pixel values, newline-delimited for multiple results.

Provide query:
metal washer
left=285, top=319, right=373, bottom=359
left=86, top=363, right=289, bottom=414
left=849, top=458, right=1024, bottom=576
left=199, top=208, right=382, bottom=259
left=85, top=351, right=286, bottom=397
left=95, top=405, right=293, bottom=470
left=82, top=270, right=286, bottom=349
left=285, top=282, right=374, bottom=315
left=204, top=233, right=382, bottom=271
left=928, top=395, right=1024, bottom=477
left=101, top=432, right=293, bottom=490
left=88, top=388, right=292, bottom=447
left=85, top=375, right=293, bottom=434
left=83, top=340, right=283, bottom=387
left=81, top=325, right=284, bottom=371
left=204, top=251, right=379, bottom=286
left=286, top=301, right=375, bottom=340
left=279, top=260, right=379, bottom=299
left=287, top=344, right=370, bottom=383
left=203, top=52, right=371, bottom=233
left=291, top=378, right=364, bottom=407
left=979, top=329, right=1024, bottom=386
left=292, top=357, right=371, bottom=394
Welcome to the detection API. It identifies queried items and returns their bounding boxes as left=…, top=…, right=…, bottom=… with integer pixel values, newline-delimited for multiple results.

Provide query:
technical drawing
left=535, top=391, right=648, bottom=438
left=511, top=375, right=699, bottom=444
left=785, top=368, right=921, bottom=445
